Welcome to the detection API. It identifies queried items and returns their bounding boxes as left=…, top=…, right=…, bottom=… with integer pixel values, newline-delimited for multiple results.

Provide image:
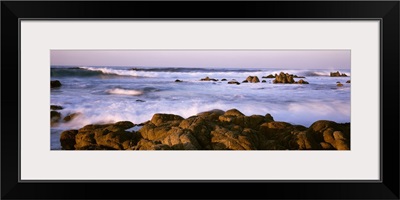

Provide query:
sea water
left=50, top=66, right=351, bottom=149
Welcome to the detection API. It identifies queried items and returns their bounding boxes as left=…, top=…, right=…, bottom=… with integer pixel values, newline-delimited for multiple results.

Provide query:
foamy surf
left=106, top=88, right=143, bottom=96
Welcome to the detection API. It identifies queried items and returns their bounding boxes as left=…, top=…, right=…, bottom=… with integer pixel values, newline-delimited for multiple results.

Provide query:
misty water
left=50, top=66, right=350, bottom=150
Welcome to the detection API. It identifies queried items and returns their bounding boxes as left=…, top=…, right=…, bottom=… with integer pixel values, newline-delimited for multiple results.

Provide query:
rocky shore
left=59, top=109, right=350, bottom=150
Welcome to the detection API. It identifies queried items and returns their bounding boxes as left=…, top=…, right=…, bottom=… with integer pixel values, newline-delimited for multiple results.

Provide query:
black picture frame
left=1, top=1, right=399, bottom=199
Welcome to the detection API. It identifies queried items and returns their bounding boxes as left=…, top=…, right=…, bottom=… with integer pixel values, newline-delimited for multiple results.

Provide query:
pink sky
left=51, top=50, right=350, bottom=69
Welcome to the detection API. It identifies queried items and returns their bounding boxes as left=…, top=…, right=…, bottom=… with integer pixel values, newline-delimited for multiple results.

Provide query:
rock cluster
left=273, top=72, right=309, bottom=84
left=330, top=71, right=348, bottom=77
left=244, top=76, right=260, bottom=83
left=51, top=105, right=80, bottom=127
left=60, top=109, right=350, bottom=150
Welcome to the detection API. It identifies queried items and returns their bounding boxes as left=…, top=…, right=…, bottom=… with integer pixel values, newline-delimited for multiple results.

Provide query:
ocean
left=50, top=66, right=351, bottom=150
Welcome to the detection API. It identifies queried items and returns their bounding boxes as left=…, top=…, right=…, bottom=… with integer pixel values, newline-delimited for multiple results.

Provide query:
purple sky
left=51, top=50, right=350, bottom=69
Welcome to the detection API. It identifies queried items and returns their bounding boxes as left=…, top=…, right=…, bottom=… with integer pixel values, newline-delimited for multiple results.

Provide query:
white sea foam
left=106, top=88, right=143, bottom=96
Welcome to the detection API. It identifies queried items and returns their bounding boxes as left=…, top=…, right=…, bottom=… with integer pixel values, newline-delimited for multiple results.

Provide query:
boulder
left=262, top=80, right=266, bottom=83
left=262, top=74, right=275, bottom=78
left=221, top=79, right=227, bottom=81
left=337, top=83, right=344, bottom=87
left=200, top=77, right=218, bottom=81
left=330, top=71, right=348, bottom=77
left=73, top=121, right=136, bottom=150
left=60, top=130, right=78, bottom=150
left=297, top=79, right=309, bottom=84
left=51, top=105, right=63, bottom=110
left=175, top=79, right=183, bottom=82
left=245, top=76, right=260, bottom=83
left=346, top=80, right=351, bottom=83
left=228, top=79, right=240, bottom=85
left=63, top=112, right=81, bottom=122
left=51, top=111, right=61, bottom=125
left=51, top=80, right=62, bottom=88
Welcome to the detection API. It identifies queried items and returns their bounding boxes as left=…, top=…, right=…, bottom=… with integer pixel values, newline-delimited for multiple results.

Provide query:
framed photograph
left=2, top=1, right=399, bottom=199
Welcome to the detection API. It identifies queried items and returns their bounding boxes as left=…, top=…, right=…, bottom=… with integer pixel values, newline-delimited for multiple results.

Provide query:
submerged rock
left=63, top=112, right=81, bottom=122
left=51, top=105, right=63, bottom=110
left=200, top=77, right=218, bottom=81
left=51, top=80, right=62, bottom=88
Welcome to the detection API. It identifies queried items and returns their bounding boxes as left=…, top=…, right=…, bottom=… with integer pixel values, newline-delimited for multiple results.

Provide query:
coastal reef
left=60, top=109, right=350, bottom=150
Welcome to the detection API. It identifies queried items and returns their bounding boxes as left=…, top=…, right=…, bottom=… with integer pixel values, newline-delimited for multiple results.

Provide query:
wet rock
left=346, top=80, right=351, bottom=83
left=337, top=83, right=344, bottom=87
left=330, top=71, right=347, bottom=77
left=200, top=77, right=218, bottom=81
left=175, top=79, right=183, bottom=82
left=51, top=105, right=63, bottom=110
left=297, top=79, right=309, bottom=84
left=60, top=130, right=78, bottom=150
left=228, top=79, right=240, bottom=85
left=262, top=74, right=275, bottom=78
left=221, top=79, right=227, bottom=81
left=246, top=76, right=260, bottom=83
left=51, top=80, right=62, bottom=88
left=63, top=112, right=81, bottom=122
left=273, top=72, right=295, bottom=84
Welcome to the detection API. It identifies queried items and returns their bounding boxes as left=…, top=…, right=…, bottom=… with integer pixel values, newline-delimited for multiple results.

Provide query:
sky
left=51, top=50, right=350, bottom=69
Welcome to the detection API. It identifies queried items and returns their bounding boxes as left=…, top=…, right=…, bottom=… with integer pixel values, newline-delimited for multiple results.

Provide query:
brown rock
left=63, top=112, right=81, bottom=122
left=60, top=130, right=78, bottom=150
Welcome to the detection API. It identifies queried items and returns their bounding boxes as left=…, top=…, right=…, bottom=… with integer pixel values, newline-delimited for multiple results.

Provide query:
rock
left=330, top=71, right=347, bottom=77
left=200, top=77, right=218, bottom=81
left=262, top=74, right=275, bottom=78
left=63, top=112, right=81, bottom=122
left=242, top=80, right=249, bottom=83
left=60, top=130, right=78, bottom=150
left=294, top=75, right=306, bottom=78
left=51, top=111, right=61, bottom=125
left=337, top=83, right=344, bottom=87
left=51, top=80, right=62, bottom=88
left=175, top=79, right=183, bottom=82
left=51, top=105, right=63, bottom=110
left=73, top=121, right=136, bottom=150
left=262, top=80, right=266, bottom=83
left=297, top=79, right=309, bottom=84
left=134, top=139, right=171, bottom=150
left=136, top=99, right=145, bottom=102
left=273, top=72, right=295, bottom=84
left=221, top=79, right=227, bottom=81
left=265, top=113, right=274, bottom=122
left=61, top=109, right=350, bottom=151
left=151, top=114, right=184, bottom=127
left=245, top=76, right=260, bottom=83
left=161, top=128, right=202, bottom=150
left=336, top=81, right=341, bottom=83
left=228, top=79, right=240, bottom=85
left=346, top=80, right=351, bottom=83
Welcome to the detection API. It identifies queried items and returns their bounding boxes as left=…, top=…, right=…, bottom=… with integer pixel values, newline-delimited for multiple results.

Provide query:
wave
left=51, top=66, right=350, bottom=78
left=106, top=88, right=143, bottom=96
left=50, top=67, right=118, bottom=77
